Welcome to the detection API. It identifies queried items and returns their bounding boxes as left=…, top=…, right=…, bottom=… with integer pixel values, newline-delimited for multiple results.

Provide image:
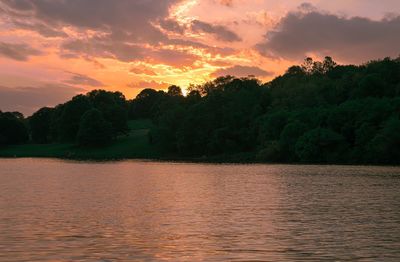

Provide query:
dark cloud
left=159, top=19, right=186, bottom=34
left=64, top=72, right=105, bottom=87
left=0, top=84, right=85, bottom=116
left=1, top=0, right=178, bottom=36
left=62, top=38, right=198, bottom=66
left=0, top=42, right=42, bottom=61
left=256, top=8, right=400, bottom=62
left=60, top=32, right=230, bottom=65
left=297, top=2, right=318, bottom=12
left=11, top=20, right=68, bottom=38
left=1, top=1, right=198, bottom=61
left=211, top=65, right=273, bottom=78
left=1, top=0, right=239, bottom=65
left=191, top=20, right=241, bottom=42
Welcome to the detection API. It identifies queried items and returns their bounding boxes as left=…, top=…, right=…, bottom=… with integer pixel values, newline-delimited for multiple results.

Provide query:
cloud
left=11, top=20, right=68, bottom=38
left=0, top=84, right=85, bottom=116
left=1, top=0, right=179, bottom=37
left=256, top=7, right=400, bottom=62
left=0, top=42, right=42, bottom=61
left=130, top=68, right=157, bottom=76
left=297, top=2, right=318, bottom=12
left=159, top=19, right=186, bottom=34
left=217, top=0, right=234, bottom=7
left=211, top=65, right=273, bottom=78
left=127, top=80, right=170, bottom=90
left=1, top=0, right=240, bottom=66
left=167, top=38, right=237, bottom=56
left=61, top=39, right=147, bottom=62
left=64, top=72, right=105, bottom=87
left=62, top=38, right=199, bottom=66
left=191, top=20, right=241, bottom=42
left=151, top=49, right=198, bottom=66
left=1, top=1, right=194, bottom=59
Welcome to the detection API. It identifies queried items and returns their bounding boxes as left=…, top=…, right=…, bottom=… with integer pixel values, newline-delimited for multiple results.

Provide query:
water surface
left=1, top=159, right=400, bottom=261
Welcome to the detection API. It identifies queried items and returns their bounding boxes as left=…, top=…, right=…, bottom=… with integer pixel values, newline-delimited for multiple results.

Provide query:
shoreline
left=0, top=152, right=397, bottom=167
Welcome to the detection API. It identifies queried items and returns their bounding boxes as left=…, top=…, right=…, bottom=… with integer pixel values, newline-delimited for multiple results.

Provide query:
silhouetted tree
left=301, top=57, right=314, bottom=74
left=57, top=94, right=92, bottom=141
left=0, top=111, right=28, bottom=145
left=129, top=88, right=165, bottom=119
left=186, top=90, right=201, bottom=104
left=87, top=90, right=128, bottom=135
left=286, top=65, right=305, bottom=76
left=29, top=107, right=54, bottom=143
left=167, top=85, right=183, bottom=97
left=322, top=56, right=337, bottom=73
left=77, top=109, right=113, bottom=146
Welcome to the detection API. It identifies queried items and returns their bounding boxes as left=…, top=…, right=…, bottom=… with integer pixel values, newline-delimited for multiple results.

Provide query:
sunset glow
left=1, top=0, right=400, bottom=114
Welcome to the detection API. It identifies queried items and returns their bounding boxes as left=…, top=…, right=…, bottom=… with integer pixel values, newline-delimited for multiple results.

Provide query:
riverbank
left=0, top=118, right=262, bottom=163
left=1, top=144, right=397, bottom=165
left=0, top=119, right=162, bottom=160
left=0, top=119, right=395, bottom=165
left=0, top=143, right=256, bottom=163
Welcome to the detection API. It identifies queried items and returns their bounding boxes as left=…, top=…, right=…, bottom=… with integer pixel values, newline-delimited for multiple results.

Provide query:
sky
left=0, top=0, right=400, bottom=115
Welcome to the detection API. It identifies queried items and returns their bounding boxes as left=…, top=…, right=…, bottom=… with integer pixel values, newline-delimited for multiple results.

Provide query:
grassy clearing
left=0, top=119, right=161, bottom=160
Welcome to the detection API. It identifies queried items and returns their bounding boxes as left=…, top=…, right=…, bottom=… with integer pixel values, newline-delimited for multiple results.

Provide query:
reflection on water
left=0, top=159, right=400, bottom=261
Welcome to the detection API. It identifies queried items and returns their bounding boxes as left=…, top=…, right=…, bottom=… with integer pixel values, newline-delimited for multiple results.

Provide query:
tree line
left=1, top=56, right=400, bottom=164
left=1, top=90, right=128, bottom=147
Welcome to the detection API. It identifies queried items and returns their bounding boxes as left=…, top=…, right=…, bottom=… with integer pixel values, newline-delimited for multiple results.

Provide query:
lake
left=0, top=159, right=399, bottom=261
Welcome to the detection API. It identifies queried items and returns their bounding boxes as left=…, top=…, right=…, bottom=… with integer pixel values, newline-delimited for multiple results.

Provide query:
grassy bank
left=0, top=119, right=162, bottom=160
left=0, top=119, right=380, bottom=164
left=0, top=118, right=258, bottom=163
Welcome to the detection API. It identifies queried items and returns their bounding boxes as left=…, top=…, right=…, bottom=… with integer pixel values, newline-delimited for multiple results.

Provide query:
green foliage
left=169, top=77, right=267, bottom=156
left=77, top=109, right=113, bottom=146
left=258, top=111, right=289, bottom=142
left=149, top=57, right=400, bottom=164
left=295, top=128, right=348, bottom=163
left=256, top=140, right=282, bottom=162
left=0, top=120, right=160, bottom=159
left=86, top=90, right=129, bottom=135
left=129, top=89, right=166, bottom=119
left=27, top=90, right=129, bottom=144
left=279, top=121, right=309, bottom=161
left=0, top=111, right=28, bottom=145
left=57, top=94, right=92, bottom=141
left=151, top=105, right=185, bottom=152
left=367, top=117, right=400, bottom=164
left=29, top=107, right=54, bottom=143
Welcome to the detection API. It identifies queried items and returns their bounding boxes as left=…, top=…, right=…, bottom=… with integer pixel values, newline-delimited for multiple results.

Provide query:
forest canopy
left=2, top=56, right=400, bottom=164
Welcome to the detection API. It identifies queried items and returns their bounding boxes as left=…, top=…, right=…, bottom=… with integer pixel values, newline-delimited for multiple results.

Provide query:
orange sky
left=1, top=0, right=400, bottom=115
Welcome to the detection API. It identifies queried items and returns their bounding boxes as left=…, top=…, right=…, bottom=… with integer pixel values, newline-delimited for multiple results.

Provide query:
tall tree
left=77, top=109, right=113, bottom=146
left=29, top=107, right=54, bottom=143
